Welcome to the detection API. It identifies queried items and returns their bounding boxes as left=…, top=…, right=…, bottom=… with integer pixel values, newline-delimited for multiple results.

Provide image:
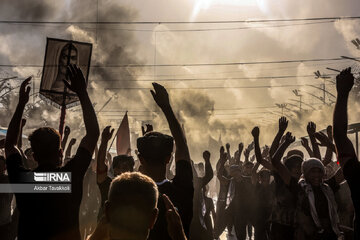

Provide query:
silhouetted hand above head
left=279, top=117, right=288, bottom=133
left=336, top=67, right=354, bottom=96
left=151, top=83, right=170, bottom=110
left=64, top=64, right=87, bottom=95
left=203, top=150, right=210, bottom=162
left=19, top=77, right=31, bottom=106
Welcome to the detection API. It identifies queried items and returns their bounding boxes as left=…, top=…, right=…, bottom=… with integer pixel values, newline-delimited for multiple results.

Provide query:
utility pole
left=275, top=103, right=287, bottom=116
left=314, top=70, right=332, bottom=104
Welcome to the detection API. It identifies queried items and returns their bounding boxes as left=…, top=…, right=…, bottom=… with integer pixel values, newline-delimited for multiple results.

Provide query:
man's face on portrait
left=59, top=47, right=78, bottom=75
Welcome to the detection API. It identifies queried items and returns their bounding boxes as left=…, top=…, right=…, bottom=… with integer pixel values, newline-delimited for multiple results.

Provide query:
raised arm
left=151, top=83, right=190, bottom=162
left=271, top=132, right=295, bottom=185
left=64, top=65, right=100, bottom=154
left=300, top=137, right=314, bottom=157
left=323, top=145, right=334, bottom=166
left=333, top=68, right=357, bottom=166
left=17, top=118, right=26, bottom=150
left=217, top=147, right=230, bottom=183
left=141, top=124, right=153, bottom=136
left=307, top=122, right=321, bottom=160
left=201, top=150, right=214, bottom=188
left=225, top=143, right=233, bottom=165
left=252, top=126, right=273, bottom=170
left=314, top=129, right=335, bottom=166
left=65, top=138, right=77, bottom=159
left=5, top=77, right=31, bottom=158
left=235, top=143, right=244, bottom=165
left=324, top=126, right=335, bottom=166
left=61, top=126, right=70, bottom=151
left=97, top=126, right=114, bottom=184
left=244, top=143, right=253, bottom=163
left=269, top=117, right=288, bottom=157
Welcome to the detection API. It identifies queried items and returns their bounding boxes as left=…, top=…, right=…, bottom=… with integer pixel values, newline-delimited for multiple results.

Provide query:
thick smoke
left=1, top=0, right=360, bottom=164
left=0, top=0, right=145, bottom=147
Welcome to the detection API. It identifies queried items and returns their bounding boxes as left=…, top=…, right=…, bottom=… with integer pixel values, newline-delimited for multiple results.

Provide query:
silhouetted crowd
left=0, top=66, right=359, bottom=240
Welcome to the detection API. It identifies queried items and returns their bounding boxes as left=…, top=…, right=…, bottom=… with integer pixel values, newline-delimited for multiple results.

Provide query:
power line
left=100, top=106, right=277, bottom=113
left=95, top=83, right=334, bottom=90
left=0, top=57, right=356, bottom=68
left=0, top=16, right=359, bottom=25
left=107, top=60, right=352, bottom=77
left=93, top=74, right=336, bottom=82
left=6, top=20, right=335, bottom=32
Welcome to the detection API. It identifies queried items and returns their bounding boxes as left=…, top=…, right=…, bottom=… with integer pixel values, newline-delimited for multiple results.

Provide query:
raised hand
left=64, top=64, right=87, bottom=95
left=284, top=132, right=296, bottom=144
left=307, top=122, right=316, bottom=136
left=69, top=138, right=77, bottom=146
left=219, top=146, right=227, bottom=163
left=19, top=77, right=31, bottom=105
left=101, top=126, right=114, bottom=143
left=238, top=143, right=244, bottom=153
left=251, top=126, right=260, bottom=139
left=314, top=131, right=332, bottom=147
left=301, top=137, right=310, bottom=148
left=226, top=143, right=230, bottom=152
left=279, top=116, right=288, bottom=133
left=64, top=126, right=71, bottom=136
left=220, top=146, right=225, bottom=156
left=327, top=125, right=333, bottom=142
left=203, top=150, right=211, bottom=162
left=150, top=83, right=170, bottom=109
left=141, top=124, right=154, bottom=136
left=244, top=148, right=250, bottom=159
left=336, top=67, right=354, bottom=95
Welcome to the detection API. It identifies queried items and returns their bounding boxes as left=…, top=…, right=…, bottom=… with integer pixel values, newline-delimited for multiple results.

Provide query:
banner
left=116, top=112, right=131, bottom=155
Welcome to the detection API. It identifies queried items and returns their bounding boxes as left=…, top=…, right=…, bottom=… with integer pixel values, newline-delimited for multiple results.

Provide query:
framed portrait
left=40, top=38, right=92, bottom=107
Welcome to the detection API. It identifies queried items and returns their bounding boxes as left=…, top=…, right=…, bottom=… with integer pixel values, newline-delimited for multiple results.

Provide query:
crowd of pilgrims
left=0, top=65, right=359, bottom=240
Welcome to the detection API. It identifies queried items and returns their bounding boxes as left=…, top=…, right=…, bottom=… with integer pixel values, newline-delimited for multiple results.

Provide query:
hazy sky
left=1, top=0, right=360, bottom=157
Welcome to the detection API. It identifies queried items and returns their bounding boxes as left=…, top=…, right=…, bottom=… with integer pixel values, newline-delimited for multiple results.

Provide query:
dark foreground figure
left=5, top=65, right=100, bottom=240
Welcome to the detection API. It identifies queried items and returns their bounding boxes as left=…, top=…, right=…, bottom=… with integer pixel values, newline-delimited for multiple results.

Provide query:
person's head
left=258, top=169, right=271, bottom=186
left=242, top=161, right=254, bottom=176
left=302, top=158, right=325, bottom=187
left=58, top=43, right=78, bottom=76
left=284, top=154, right=303, bottom=180
left=230, top=165, right=242, bottom=181
left=137, top=132, right=173, bottom=171
left=105, top=172, right=159, bottom=240
left=286, top=149, right=304, bottom=159
left=0, top=156, right=5, bottom=173
left=28, top=127, right=62, bottom=168
left=112, top=155, right=135, bottom=176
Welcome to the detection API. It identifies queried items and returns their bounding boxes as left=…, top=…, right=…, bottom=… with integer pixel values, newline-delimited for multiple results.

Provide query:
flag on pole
left=116, top=111, right=131, bottom=156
